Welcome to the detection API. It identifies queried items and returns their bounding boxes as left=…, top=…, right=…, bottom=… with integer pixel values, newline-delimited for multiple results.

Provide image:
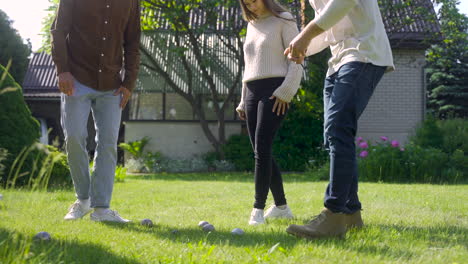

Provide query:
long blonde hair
left=239, top=0, right=293, bottom=22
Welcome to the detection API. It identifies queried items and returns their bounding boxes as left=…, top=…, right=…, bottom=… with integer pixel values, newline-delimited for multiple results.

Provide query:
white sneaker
left=249, top=208, right=265, bottom=225
left=264, top=204, right=294, bottom=219
left=64, top=200, right=92, bottom=220
left=90, top=209, right=131, bottom=223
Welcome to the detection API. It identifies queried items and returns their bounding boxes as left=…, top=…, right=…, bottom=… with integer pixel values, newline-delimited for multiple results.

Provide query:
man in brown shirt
left=51, top=0, right=140, bottom=223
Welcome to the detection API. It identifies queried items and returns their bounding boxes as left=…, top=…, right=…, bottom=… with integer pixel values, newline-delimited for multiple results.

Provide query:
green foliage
left=0, top=148, right=7, bottom=178
left=118, top=137, right=151, bottom=159
left=39, top=0, right=59, bottom=54
left=6, top=143, right=71, bottom=189
left=411, top=117, right=468, bottom=178
left=202, top=151, right=219, bottom=169
left=437, top=118, right=468, bottom=154
left=273, top=49, right=330, bottom=172
left=426, top=0, right=468, bottom=118
left=0, top=64, right=41, bottom=186
left=0, top=10, right=31, bottom=83
left=114, top=165, right=127, bottom=183
left=43, top=145, right=71, bottom=187
left=355, top=137, right=466, bottom=183
left=354, top=118, right=468, bottom=183
left=359, top=141, right=441, bottom=183
left=273, top=88, right=327, bottom=172
left=410, top=115, right=444, bottom=149
left=142, top=151, right=165, bottom=173
left=223, top=134, right=254, bottom=171
left=411, top=117, right=468, bottom=154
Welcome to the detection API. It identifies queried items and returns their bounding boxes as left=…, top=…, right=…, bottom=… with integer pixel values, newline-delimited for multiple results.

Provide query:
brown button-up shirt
left=51, top=0, right=141, bottom=92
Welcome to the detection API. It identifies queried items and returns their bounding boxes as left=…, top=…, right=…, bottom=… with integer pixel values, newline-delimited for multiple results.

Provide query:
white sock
left=94, top=208, right=110, bottom=215
left=78, top=199, right=90, bottom=207
left=277, top=205, right=287, bottom=210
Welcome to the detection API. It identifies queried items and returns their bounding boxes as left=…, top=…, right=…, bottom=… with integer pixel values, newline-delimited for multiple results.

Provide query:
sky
left=0, top=0, right=467, bottom=53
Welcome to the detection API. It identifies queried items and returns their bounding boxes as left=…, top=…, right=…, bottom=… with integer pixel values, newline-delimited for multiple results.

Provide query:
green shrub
left=114, top=165, right=127, bottom=182
left=202, top=151, right=219, bottom=170
left=0, top=64, right=40, bottom=186
left=410, top=115, right=444, bottom=149
left=411, top=117, right=468, bottom=154
left=437, top=118, right=468, bottom=154
left=273, top=88, right=327, bottom=172
left=6, top=143, right=71, bottom=189
left=45, top=145, right=71, bottom=187
left=0, top=148, right=7, bottom=177
left=355, top=137, right=465, bottom=183
left=223, top=134, right=254, bottom=171
left=119, top=137, right=151, bottom=160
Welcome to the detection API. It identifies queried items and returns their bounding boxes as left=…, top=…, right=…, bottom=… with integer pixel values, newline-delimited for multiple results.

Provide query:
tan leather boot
left=286, top=208, right=347, bottom=239
left=346, top=210, right=364, bottom=229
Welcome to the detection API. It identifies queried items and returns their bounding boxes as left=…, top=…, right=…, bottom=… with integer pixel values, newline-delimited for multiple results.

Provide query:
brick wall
left=357, top=49, right=426, bottom=145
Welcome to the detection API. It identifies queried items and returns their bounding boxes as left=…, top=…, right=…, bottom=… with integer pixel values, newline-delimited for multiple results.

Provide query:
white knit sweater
left=306, top=0, right=395, bottom=76
left=236, top=12, right=303, bottom=112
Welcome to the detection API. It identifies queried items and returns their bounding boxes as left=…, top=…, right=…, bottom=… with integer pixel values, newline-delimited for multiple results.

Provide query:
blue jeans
left=323, top=62, right=386, bottom=214
left=61, top=80, right=122, bottom=208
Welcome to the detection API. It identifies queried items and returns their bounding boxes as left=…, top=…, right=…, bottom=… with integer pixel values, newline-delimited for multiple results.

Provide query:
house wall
left=124, top=121, right=242, bottom=159
left=124, top=49, right=426, bottom=159
left=357, top=49, right=426, bottom=144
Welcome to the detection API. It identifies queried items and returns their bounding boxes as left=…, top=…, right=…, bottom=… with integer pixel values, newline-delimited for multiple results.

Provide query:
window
left=129, top=92, right=163, bottom=120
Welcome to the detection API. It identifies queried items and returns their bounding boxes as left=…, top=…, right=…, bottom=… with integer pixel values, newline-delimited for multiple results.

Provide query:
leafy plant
left=0, top=64, right=40, bottom=186
left=6, top=143, right=69, bottom=190
left=223, top=134, right=254, bottom=171
left=118, top=137, right=151, bottom=159
left=114, top=165, right=127, bottom=183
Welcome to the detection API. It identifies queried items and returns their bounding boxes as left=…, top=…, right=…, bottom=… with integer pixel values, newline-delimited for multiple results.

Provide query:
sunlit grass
left=0, top=173, right=466, bottom=263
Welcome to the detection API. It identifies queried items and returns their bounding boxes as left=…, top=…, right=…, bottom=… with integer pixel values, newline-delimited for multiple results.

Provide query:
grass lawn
left=0, top=172, right=467, bottom=263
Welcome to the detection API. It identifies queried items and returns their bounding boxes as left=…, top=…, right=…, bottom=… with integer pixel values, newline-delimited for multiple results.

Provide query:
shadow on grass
left=336, top=223, right=468, bottom=261
left=0, top=228, right=142, bottom=264
left=99, top=221, right=468, bottom=261
left=127, top=172, right=319, bottom=183
left=99, top=221, right=319, bottom=249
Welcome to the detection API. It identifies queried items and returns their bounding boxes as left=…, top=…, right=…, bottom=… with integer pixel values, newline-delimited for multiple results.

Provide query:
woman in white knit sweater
left=237, top=0, right=303, bottom=225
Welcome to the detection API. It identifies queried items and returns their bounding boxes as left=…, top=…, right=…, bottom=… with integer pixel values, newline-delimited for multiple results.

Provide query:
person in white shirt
left=284, top=0, right=395, bottom=238
left=237, top=0, right=303, bottom=226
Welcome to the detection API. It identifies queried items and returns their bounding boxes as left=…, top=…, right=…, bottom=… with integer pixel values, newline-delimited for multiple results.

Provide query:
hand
left=284, top=34, right=309, bottom=64
left=58, top=72, right=75, bottom=96
left=237, top=110, right=246, bottom=121
left=270, top=96, right=289, bottom=116
left=113, top=86, right=132, bottom=109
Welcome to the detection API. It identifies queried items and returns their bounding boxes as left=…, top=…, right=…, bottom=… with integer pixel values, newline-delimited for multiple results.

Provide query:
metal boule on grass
left=34, top=231, right=51, bottom=242
left=231, top=228, right=244, bottom=235
left=198, top=221, right=209, bottom=227
left=171, top=229, right=179, bottom=235
left=202, top=224, right=215, bottom=232
left=140, top=219, right=153, bottom=227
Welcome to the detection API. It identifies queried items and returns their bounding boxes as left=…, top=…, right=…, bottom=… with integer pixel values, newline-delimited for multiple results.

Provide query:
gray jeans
left=61, top=80, right=122, bottom=208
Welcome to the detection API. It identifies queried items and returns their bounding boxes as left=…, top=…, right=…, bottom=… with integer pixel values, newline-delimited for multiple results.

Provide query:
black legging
left=245, top=77, right=288, bottom=209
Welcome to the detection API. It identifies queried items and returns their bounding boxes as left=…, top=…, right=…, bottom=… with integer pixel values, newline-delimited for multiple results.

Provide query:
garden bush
left=273, top=87, right=327, bottom=172
left=0, top=148, right=7, bottom=178
left=5, top=143, right=71, bottom=189
left=223, top=134, right=254, bottom=171
left=356, top=137, right=465, bottom=183
left=0, top=64, right=40, bottom=186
